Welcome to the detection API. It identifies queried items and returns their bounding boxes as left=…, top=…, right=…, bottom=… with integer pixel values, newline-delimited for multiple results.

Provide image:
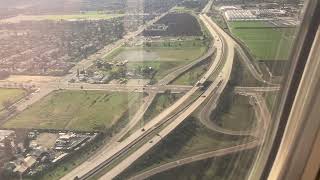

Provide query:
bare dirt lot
left=31, top=133, right=58, bottom=149
left=1, top=75, right=59, bottom=83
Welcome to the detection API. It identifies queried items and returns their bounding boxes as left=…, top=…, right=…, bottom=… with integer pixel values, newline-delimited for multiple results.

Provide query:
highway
left=234, top=86, right=280, bottom=93
left=0, top=1, right=275, bottom=179
left=96, top=2, right=236, bottom=179
left=127, top=91, right=272, bottom=180
left=96, top=2, right=275, bottom=179
left=60, top=9, right=220, bottom=180
left=0, top=11, right=169, bottom=124
left=67, top=2, right=274, bottom=180
left=198, top=88, right=255, bottom=136
left=61, top=12, right=169, bottom=83
left=157, top=44, right=215, bottom=85
left=0, top=81, right=193, bottom=93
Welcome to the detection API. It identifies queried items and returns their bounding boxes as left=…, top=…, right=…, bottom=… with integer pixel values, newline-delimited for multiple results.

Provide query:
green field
left=149, top=148, right=258, bottom=180
left=120, top=93, right=182, bottom=141
left=264, top=91, right=279, bottom=112
left=127, top=61, right=189, bottom=81
left=116, top=117, right=251, bottom=179
left=170, top=6, right=193, bottom=13
left=171, top=61, right=210, bottom=85
left=106, top=47, right=207, bottom=62
left=3, top=90, right=142, bottom=131
left=142, top=93, right=182, bottom=123
left=228, top=21, right=296, bottom=61
left=101, top=44, right=207, bottom=81
left=216, top=95, right=256, bottom=131
left=0, top=88, right=26, bottom=110
left=229, top=21, right=275, bottom=28
left=2, top=11, right=124, bottom=23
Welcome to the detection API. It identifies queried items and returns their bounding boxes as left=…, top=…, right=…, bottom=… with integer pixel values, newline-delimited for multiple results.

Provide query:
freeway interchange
left=62, top=1, right=270, bottom=179
left=0, top=1, right=277, bottom=179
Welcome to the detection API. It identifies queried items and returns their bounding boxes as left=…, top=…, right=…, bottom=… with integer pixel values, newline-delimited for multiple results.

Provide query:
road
left=128, top=91, right=272, bottom=180
left=97, top=3, right=235, bottom=179
left=60, top=9, right=219, bottom=180
left=98, top=2, right=275, bottom=179
left=198, top=88, right=254, bottom=136
left=128, top=140, right=260, bottom=180
left=0, top=11, right=169, bottom=119
left=234, top=86, right=280, bottom=93
left=158, top=45, right=215, bottom=85
left=1, top=1, right=273, bottom=179
left=61, top=12, right=169, bottom=83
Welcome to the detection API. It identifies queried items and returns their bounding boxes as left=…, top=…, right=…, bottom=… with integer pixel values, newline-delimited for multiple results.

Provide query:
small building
left=13, top=156, right=37, bottom=174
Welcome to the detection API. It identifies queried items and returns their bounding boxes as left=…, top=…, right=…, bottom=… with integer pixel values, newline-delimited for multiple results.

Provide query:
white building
left=225, top=10, right=257, bottom=21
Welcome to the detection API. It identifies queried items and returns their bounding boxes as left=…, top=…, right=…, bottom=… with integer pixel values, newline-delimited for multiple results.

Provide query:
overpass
left=234, top=86, right=280, bottom=93
left=95, top=3, right=236, bottom=179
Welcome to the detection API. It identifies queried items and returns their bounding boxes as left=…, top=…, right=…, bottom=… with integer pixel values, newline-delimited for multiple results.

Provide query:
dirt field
left=126, top=79, right=150, bottom=85
left=31, top=133, right=58, bottom=149
left=1, top=75, right=59, bottom=83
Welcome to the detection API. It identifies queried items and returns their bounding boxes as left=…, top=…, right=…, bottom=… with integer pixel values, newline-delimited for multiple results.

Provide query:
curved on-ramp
left=128, top=140, right=260, bottom=180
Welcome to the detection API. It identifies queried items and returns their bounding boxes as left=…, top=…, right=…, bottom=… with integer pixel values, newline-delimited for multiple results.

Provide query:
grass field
left=171, top=61, right=210, bottom=85
left=141, top=38, right=209, bottom=48
left=102, top=44, right=207, bottom=81
left=106, top=47, right=207, bottom=62
left=0, top=88, right=26, bottom=110
left=3, top=90, right=142, bottom=131
left=1, top=11, right=124, bottom=23
left=228, top=21, right=296, bottom=61
left=149, top=148, right=258, bottom=180
left=127, top=61, right=187, bottom=81
left=142, top=93, right=183, bottom=123
left=116, top=117, right=251, bottom=179
left=215, top=94, right=256, bottom=132
left=264, top=91, right=279, bottom=112
left=120, top=93, right=182, bottom=141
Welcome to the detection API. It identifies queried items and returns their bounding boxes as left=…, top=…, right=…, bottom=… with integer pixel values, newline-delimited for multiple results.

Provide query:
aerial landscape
left=0, top=0, right=302, bottom=179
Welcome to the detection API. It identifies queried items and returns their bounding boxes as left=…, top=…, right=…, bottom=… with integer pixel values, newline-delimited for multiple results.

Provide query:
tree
left=3, top=138, right=14, bottom=159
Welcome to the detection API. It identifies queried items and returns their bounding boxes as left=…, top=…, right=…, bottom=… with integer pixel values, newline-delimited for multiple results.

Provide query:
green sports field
left=228, top=21, right=296, bottom=61
left=3, top=90, right=142, bottom=131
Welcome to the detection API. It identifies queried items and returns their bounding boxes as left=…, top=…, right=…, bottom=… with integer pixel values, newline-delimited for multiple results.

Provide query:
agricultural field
left=0, top=12, right=124, bottom=23
left=115, top=117, right=251, bottom=179
left=3, top=90, right=142, bottom=131
left=228, top=21, right=297, bottom=61
left=0, top=88, right=26, bottom=110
